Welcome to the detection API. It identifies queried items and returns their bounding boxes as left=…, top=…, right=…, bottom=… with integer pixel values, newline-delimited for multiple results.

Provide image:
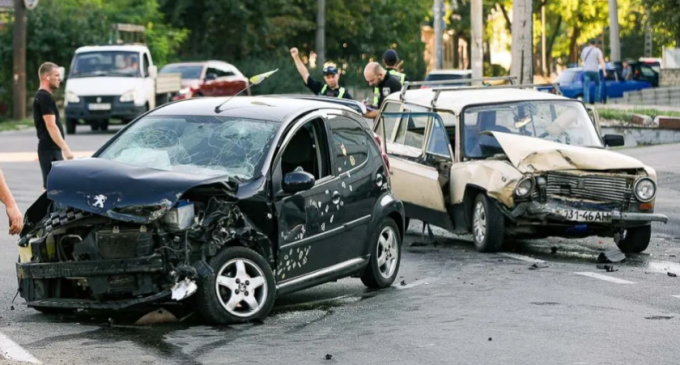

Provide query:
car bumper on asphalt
left=65, top=99, right=146, bottom=121
left=507, top=200, right=669, bottom=226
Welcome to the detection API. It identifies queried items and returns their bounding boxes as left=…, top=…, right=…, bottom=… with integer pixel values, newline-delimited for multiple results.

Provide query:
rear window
left=556, top=70, right=578, bottom=84
left=160, top=65, right=204, bottom=79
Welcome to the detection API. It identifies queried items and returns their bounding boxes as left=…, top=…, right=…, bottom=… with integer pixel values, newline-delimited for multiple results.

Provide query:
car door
left=272, top=113, right=343, bottom=282
left=603, top=70, right=620, bottom=98
left=142, top=52, right=156, bottom=109
left=325, top=112, right=379, bottom=262
left=375, top=111, right=454, bottom=231
left=202, top=66, right=220, bottom=96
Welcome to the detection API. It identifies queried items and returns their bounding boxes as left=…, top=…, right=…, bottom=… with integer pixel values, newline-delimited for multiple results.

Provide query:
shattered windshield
left=69, top=51, right=141, bottom=78
left=98, top=115, right=279, bottom=180
left=462, top=100, right=603, bottom=158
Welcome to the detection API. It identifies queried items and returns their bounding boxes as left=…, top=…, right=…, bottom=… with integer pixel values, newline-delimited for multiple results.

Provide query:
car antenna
left=214, top=69, right=279, bottom=113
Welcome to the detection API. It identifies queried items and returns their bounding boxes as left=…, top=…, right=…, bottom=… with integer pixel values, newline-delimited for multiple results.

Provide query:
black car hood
left=46, top=158, right=237, bottom=223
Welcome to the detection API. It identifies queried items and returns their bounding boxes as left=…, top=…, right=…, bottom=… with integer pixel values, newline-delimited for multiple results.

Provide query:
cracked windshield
left=69, top=51, right=142, bottom=78
left=463, top=100, right=603, bottom=158
left=98, top=116, right=278, bottom=179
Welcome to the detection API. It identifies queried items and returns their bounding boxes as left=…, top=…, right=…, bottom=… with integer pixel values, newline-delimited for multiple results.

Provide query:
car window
left=279, top=118, right=331, bottom=182
left=206, top=67, right=220, bottom=78
left=556, top=70, right=578, bottom=84
left=604, top=71, right=617, bottom=81
left=395, top=114, right=428, bottom=149
left=426, top=117, right=452, bottom=158
left=216, top=65, right=235, bottom=77
left=142, top=53, right=150, bottom=77
left=640, top=66, right=656, bottom=77
left=329, top=115, right=370, bottom=173
left=379, top=101, right=402, bottom=141
left=98, top=115, right=279, bottom=180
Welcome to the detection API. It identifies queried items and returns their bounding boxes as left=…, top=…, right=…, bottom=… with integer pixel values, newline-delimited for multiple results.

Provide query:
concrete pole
left=644, top=8, right=652, bottom=57
left=511, top=0, right=534, bottom=84
left=433, top=0, right=443, bottom=70
left=471, top=0, right=483, bottom=84
left=12, top=0, right=27, bottom=120
left=608, top=0, right=620, bottom=62
left=316, top=0, right=325, bottom=68
left=541, top=4, right=547, bottom=76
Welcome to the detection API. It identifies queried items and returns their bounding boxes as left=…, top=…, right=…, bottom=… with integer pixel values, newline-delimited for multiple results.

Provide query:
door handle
left=332, top=191, right=341, bottom=204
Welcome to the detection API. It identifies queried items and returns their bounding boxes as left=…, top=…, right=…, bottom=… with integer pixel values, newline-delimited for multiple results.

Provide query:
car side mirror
left=282, top=171, right=315, bottom=194
left=148, top=65, right=158, bottom=79
left=205, top=73, right=218, bottom=81
left=603, top=134, right=624, bottom=147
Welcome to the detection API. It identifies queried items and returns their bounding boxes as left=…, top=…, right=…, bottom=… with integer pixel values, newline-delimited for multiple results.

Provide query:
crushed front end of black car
left=16, top=158, right=272, bottom=311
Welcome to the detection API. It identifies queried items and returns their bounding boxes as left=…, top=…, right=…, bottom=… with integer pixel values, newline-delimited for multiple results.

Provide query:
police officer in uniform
left=382, top=49, right=408, bottom=85
left=290, top=47, right=353, bottom=99
left=362, top=62, right=402, bottom=119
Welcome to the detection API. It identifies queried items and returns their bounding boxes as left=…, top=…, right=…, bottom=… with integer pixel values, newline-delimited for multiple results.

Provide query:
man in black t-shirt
left=362, top=62, right=403, bottom=119
left=290, top=47, right=353, bottom=100
left=33, top=62, right=74, bottom=189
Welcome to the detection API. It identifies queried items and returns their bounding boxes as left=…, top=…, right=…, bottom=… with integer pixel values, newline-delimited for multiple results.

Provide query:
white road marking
left=0, top=332, right=42, bottom=364
left=672, top=295, right=680, bottom=300
left=499, top=253, right=546, bottom=264
left=574, top=272, right=636, bottom=284
left=646, top=261, right=680, bottom=275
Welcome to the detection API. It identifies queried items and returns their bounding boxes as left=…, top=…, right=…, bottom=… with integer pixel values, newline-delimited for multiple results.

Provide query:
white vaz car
left=370, top=78, right=668, bottom=253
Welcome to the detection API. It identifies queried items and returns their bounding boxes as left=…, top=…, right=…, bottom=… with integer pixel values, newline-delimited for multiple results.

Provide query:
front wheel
left=361, top=218, right=402, bottom=289
left=197, top=247, right=276, bottom=324
left=616, top=225, right=651, bottom=253
left=66, top=119, right=77, bottom=134
left=471, top=194, right=505, bottom=252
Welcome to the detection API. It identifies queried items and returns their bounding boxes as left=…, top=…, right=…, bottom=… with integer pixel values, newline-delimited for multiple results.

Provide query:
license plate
left=555, top=209, right=612, bottom=222
left=88, top=103, right=111, bottom=111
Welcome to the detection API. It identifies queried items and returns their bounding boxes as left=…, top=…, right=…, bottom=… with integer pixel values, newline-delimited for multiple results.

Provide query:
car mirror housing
left=603, top=134, right=625, bottom=147
left=282, top=171, right=315, bottom=194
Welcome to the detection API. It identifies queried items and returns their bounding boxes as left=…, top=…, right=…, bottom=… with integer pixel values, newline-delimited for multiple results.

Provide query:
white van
left=63, top=44, right=180, bottom=134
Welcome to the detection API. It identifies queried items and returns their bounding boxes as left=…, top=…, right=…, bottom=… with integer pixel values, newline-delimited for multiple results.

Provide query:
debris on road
left=528, top=263, right=549, bottom=270
left=668, top=272, right=678, bottom=277
left=400, top=280, right=407, bottom=286
left=325, top=354, right=333, bottom=360
left=597, top=249, right=626, bottom=264
left=410, top=241, right=429, bottom=247
left=645, top=315, right=673, bottom=320
left=488, top=337, right=492, bottom=341
left=596, top=264, right=618, bottom=272
left=670, top=254, right=677, bottom=258
left=134, top=308, right=178, bottom=325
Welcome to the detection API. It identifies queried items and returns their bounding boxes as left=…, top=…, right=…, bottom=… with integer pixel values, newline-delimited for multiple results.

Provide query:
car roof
left=388, top=87, right=569, bottom=113
left=150, top=96, right=360, bottom=123
left=75, top=45, right=149, bottom=54
left=162, top=60, right=235, bottom=68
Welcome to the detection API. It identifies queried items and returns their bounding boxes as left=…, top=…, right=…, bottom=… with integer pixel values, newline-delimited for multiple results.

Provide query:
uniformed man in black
left=290, top=47, right=352, bottom=99
left=362, top=62, right=402, bottom=119
left=382, top=49, right=408, bottom=85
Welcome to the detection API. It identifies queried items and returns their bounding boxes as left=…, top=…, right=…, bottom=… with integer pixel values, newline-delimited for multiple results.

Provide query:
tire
left=66, top=119, right=77, bottom=134
left=361, top=217, right=402, bottom=289
left=32, top=306, right=76, bottom=315
left=196, top=246, right=276, bottom=324
left=100, top=120, right=109, bottom=131
left=90, top=122, right=100, bottom=132
left=471, top=194, right=505, bottom=253
left=616, top=225, right=651, bottom=253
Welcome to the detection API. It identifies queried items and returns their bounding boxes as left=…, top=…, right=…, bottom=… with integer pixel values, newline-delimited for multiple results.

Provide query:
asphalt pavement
left=0, top=125, right=679, bottom=364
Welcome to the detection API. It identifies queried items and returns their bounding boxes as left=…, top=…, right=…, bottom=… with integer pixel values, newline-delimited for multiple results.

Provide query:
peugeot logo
left=96, top=97, right=102, bottom=103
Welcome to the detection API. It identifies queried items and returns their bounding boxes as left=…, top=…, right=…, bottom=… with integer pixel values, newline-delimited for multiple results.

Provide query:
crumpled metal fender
left=450, top=160, right=524, bottom=208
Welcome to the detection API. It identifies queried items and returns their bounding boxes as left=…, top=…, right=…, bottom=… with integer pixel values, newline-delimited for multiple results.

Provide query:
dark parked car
left=16, top=96, right=405, bottom=324
left=612, top=60, right=659, bottom=87
left=160, top=61, right=251, bottom=100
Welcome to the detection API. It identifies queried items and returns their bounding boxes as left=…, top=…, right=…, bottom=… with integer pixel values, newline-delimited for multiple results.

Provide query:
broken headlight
left=514, top=177, right=535, bottom=198
left=633, top=177, right=656, bottom=202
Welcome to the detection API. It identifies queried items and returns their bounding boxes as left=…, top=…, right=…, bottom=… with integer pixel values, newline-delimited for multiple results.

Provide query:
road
left=0, top=125, right=679, bottom=364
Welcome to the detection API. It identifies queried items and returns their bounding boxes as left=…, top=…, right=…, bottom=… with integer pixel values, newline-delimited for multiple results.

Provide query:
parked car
left=160, top=61, right=251, bottom=100
left=371, top=81, right=668, bottom=254
left=421, top=69, right=472, bottom=88
left=612, top=60, right=659, bottom=87
left=16, top=93, right=404, bottom=324
left=540, top=65, right=652, bottom=102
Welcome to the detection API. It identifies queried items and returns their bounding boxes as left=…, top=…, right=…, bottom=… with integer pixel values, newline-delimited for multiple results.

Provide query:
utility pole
left=644, top=8, right=652, bottom=57
left=471, top=0, right=483, bottom=84
left=541, top=3, right=547, bottom=76
left=12, top=0, right=27, bottom=120
left=316, top=0, right=325, bottom=68
left=608, top=0, right=620, bottom=62
left=511, top=0, right=533, bottom=84
left=433, top=0, right=443, bottom=70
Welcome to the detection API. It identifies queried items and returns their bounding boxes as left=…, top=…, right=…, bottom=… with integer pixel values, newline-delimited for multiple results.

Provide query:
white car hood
left=65, top=77, right=144, bottom=96
left=490, top=132, right=645, bottom=173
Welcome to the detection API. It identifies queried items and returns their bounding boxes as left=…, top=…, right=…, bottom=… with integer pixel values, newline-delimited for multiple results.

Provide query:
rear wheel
left=90, top=122, right=100, bottom=132
left=197, top=247, right=276, bottom=324
left=471, top=194, right=505, bottom=253
left=361, top=218, right=402, bottom=289
left=616, top=225, right=651, bottom=253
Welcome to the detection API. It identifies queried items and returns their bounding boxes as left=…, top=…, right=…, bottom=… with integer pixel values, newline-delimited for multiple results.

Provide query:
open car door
left=374, top=112, right=455, bottom=231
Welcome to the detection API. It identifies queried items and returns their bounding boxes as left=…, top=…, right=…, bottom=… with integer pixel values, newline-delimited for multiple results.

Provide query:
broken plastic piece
left=325, top=354, right=333, bottom=360
left=596, top=264, right=618, bottom=272
left=668, top=272, right=678, bottom=278
left=171, top=278, right=198, bottom=301
left=597, top=249, right=626, bottom=263
left=528, top=263, right=549, bottom=270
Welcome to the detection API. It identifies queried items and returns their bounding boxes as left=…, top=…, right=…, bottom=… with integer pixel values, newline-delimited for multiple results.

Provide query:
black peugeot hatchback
left=16, top=90, right=405, bottom=324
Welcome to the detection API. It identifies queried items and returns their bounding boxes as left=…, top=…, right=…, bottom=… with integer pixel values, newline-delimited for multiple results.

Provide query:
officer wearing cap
left=383, top=49, right=408, bottom=85
left=290, top=47, right=353, bottom=99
